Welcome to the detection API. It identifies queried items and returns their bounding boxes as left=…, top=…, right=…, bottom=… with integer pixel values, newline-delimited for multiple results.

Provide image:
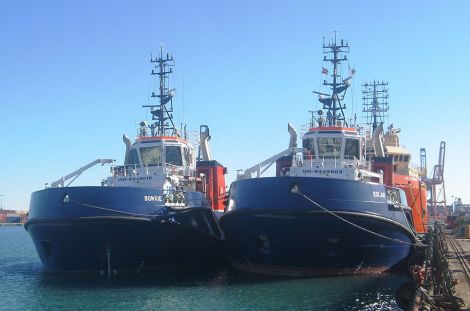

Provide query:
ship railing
left=110, top=163, right=195, bottom=177
left=136, top=128, right=201, bottom=147
left=110, top=164, right=139, bottom=176
left=342, top=156, right=360, bottom=168
left=303, top=156, right=362, bottom=169
left=160, top=163, right=195, bottom=177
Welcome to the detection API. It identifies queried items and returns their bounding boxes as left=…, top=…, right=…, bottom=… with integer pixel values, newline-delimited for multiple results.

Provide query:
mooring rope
left=68, top=198, right=199, bottom=218
left=290, top=184, right=426, bottom=247
left=71, top=199, right=168, bottom=218
left=397, top=197, right=425, bottom=243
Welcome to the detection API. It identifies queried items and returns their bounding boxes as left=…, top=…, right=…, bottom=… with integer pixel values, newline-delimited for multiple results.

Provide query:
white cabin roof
left=384, top=145, right=409, bottom=155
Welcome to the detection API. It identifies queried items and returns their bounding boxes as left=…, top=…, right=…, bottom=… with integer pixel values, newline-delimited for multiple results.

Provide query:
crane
left=422, top=141, right=447, bottom=221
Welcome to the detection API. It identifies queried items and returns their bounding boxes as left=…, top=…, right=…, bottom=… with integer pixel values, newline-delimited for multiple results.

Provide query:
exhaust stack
left=372, top=122, right=385, bottom=157
left=288, top=123, right=297, bottom=148
left=199, top=125, right=212, bottom=161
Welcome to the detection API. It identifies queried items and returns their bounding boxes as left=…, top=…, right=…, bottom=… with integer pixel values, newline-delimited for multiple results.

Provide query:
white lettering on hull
left=144, top=195, right=163, bottom=202
left=372, top=191, right=385, bottom=198
left=117, top=176, right=153, bottom=182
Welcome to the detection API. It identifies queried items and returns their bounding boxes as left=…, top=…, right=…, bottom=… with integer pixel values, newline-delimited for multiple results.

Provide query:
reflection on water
left=1, top=226, right=405, bottom=310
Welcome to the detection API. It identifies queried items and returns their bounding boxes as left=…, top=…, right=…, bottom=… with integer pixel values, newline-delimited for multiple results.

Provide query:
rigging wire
left=70, top=198, right=200, bottom=218
left=290, top=184, right=426, bottom=247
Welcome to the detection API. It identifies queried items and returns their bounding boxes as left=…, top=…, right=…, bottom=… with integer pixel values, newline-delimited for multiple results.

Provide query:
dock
left=446, top=234, right=470, bottom=310
left=407, top=224, right=470, bottom=310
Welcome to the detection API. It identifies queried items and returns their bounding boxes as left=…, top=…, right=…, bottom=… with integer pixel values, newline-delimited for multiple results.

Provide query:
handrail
left=50, top=159, right=114, bottom=188
left=110, top=162, right=195, bottom=178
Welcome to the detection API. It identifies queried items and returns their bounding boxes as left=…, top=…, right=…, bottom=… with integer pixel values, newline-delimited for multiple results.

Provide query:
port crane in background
left=421, top=141, right=447, bottom=221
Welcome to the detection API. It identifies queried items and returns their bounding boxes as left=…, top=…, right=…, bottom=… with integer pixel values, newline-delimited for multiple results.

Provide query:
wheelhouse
left=126, top=137, right=195, bottom=170
left=302, top=127, right=363, bottom=164
left=109, top=135, right=197, bottom=185
left=284, top=126, right=381, bottom=182
left=125, top=136, right=196, bottom=173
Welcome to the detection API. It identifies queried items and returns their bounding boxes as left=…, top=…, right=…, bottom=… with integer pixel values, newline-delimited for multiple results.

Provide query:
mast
left=143, top=46, right=177, bottom=137
left=362, top=81, right=389, bottom=132
left=315, top=35, right=353, bottom=127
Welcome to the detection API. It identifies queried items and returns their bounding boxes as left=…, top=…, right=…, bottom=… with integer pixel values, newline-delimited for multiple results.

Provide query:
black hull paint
left=26, top=187, right=226, bottom=273
left=220, top=176, right=422, bottom=277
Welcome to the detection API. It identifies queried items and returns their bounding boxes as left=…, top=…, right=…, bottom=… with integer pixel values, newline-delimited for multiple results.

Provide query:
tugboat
left=362, top=81, right=428, bottom=233
left=220, top=37, right=424, bottom=277
left=25, top=48, right=227, bottom=274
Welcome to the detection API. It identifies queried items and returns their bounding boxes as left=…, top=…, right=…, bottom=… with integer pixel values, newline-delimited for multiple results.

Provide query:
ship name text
left=302, top=169, right=343, bottom=174
left=117, top=176, right=152, bottom=182
left=372, top=191, right=386, bottom=198
left=144, top=195, right=163, bottom=202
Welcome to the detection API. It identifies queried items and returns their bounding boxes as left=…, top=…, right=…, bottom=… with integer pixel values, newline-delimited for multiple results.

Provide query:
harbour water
left=0, top=226, right=406, bottom=310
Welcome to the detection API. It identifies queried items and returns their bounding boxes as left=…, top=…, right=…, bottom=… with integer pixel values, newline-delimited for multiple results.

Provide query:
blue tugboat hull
left=25, top=187, right=225, bottom=273
left=220, top=176, right=419, bottom=277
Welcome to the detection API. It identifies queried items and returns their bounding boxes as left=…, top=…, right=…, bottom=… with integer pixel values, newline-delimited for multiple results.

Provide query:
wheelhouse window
left=166, top=145, right=183, bottom=166
left=317, top=137, right=342, bottom=159
left=302, top=137, right=316, bottom=159
left=140, top=147, right=162, bottom=166
left=125, top=148, right=140, bottom=167
left=344, top=138, right=360, bottom=160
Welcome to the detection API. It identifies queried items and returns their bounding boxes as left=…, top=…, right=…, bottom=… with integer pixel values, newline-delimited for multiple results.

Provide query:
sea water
left=0, top=226, right=406, bottom=310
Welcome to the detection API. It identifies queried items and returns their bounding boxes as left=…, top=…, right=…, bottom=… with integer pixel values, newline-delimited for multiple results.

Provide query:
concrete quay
left=446, top=234, right=470, bottom=310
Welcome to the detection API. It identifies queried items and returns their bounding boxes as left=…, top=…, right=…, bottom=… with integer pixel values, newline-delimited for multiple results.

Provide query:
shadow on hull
left=221, top=210, right=421, bottom=277
left=26, top=215, right=227, bottom=274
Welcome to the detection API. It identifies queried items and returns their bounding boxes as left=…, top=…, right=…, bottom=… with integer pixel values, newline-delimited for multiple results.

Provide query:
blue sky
left=1, top=0, right=469, bottom=210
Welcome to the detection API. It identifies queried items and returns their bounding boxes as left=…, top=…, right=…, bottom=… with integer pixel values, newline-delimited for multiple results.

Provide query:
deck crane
left=420, top=148, right=427, bottom=177
left=422, top=141, right=447, bottom=221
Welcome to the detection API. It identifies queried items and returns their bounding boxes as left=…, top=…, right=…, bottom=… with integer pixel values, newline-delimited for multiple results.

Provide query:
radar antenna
left=314, top=36, right=353, bottom=127
left=362, top=80, right=389, bottom=132
left=143, top=46, right=177, bottom=137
